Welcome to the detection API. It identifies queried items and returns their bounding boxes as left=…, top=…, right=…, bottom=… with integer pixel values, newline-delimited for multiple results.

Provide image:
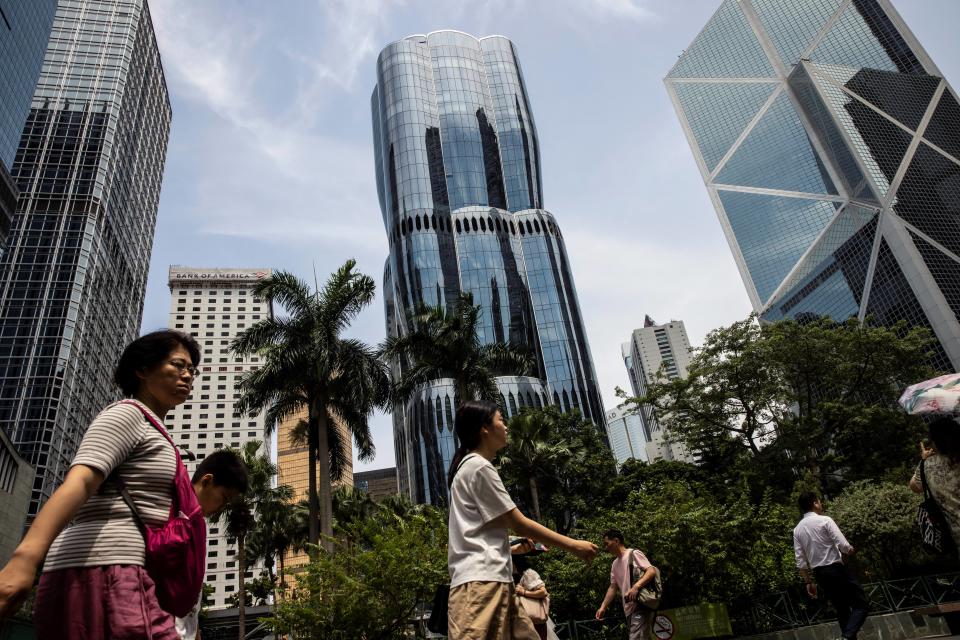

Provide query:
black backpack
left=917, top=458, right=957, bottom=556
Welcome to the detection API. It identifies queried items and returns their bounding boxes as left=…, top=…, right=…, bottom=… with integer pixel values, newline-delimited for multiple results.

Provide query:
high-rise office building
left=0, top=0, right=57, bottom=257
left=666, top=0, right=960, bottom=371
left=164, top=267, right=272, bottom=609
left=354, top=467, right=399, bottom=502
left=0, top=0, right=57, bottom=548
left=622, top=317, right=695, bottom=463
left=0, top=0, right=171, bottom=521
left=605, top=405, right=649, bottom=468
left=372, top=31, right=606, bottom=504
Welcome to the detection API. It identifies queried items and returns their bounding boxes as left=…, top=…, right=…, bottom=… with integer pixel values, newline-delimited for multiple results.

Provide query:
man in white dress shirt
left=793, top=492, right=869, bottom=640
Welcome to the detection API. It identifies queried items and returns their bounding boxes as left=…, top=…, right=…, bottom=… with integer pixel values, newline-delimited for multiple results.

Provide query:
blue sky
left=143, top=0, right=960, bottom=472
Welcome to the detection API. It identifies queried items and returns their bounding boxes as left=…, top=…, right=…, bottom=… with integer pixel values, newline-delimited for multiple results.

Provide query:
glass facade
left=0, top=0, right=171, bottom=520
left=666, top=0, right=960, bottom=371
left=0, top=0, right=58, bottom=258
left=372, top=31, right=605, bottom=504
left=605, top=405, right=648, bottom=469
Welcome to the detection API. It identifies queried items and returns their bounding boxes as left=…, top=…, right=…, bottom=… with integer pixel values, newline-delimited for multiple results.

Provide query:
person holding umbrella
left=899, top=374, right=960, bottom=549
left=908, top=417, right=960, bottom=545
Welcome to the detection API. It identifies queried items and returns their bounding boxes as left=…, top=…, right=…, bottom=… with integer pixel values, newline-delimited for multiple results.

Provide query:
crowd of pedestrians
left=0, top=333, right=958, bottom=640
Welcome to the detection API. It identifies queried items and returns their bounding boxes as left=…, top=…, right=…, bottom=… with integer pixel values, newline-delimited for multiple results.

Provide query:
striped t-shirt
left=44, top=400, right=177, bottom=571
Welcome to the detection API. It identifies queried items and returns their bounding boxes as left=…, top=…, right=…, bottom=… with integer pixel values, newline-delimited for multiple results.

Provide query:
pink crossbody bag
left=107, top=400, right=207, bottom=617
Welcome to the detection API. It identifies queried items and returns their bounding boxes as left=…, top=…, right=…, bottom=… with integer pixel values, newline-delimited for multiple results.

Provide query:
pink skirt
left=35, top=565, right=178, bottom=640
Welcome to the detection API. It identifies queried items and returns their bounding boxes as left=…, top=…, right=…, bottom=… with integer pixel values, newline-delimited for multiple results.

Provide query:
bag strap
left=113, top=473, right=148, bottom=539
left=107, top=400, right=185, bottom=518
left=628, top=550, right=661, bottom=594
left=920, top=458, right=932, bottom=501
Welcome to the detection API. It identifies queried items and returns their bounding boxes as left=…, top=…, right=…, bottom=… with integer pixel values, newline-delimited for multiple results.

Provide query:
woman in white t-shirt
left=447, top=400, right=598, bottom=639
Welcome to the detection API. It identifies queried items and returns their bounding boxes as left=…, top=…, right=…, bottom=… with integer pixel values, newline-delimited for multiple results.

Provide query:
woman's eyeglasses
left=169, top=360, right=199, bottom=377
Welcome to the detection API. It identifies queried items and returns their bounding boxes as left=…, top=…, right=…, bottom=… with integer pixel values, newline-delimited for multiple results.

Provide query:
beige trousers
left=448, top=581, right=540, bottom=640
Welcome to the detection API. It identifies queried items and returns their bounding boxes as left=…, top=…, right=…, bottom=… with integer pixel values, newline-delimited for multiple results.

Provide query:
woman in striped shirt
left=0, top=330, right=239, bottom=639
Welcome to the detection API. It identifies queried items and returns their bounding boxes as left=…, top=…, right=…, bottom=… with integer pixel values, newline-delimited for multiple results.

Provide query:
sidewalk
left=736, top=611, right=951, bottom=640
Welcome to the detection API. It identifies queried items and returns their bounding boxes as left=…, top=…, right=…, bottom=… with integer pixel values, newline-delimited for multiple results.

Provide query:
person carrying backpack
left=0, top=330, right=247, bottom=639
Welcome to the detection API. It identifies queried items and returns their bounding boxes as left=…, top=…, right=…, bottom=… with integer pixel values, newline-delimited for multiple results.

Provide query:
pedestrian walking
left=908, top=417, right=960, bottom=544
left=0, top=330, right=247, bottom=639
left=793, top=492, right=869, bottom=640
left=175, top=450, right=250, bottom=640
left=447, top=400, right=598, bottom=639
left=595, top=529, right=660, bottom=640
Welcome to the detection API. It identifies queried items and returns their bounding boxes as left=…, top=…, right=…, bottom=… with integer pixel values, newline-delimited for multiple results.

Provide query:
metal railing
left=730, top=572, right=960, bottom=636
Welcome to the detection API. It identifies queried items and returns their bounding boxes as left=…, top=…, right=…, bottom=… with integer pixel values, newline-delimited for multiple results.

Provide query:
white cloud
left=291, top=0, right=399, bottom=92
left=562, top=228, right=752, bottom=407
left=580, top=0, right=658, bottom=22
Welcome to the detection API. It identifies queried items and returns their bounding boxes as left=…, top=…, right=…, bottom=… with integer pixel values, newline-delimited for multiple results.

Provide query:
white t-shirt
left=448, top=453, right=517, bottom=588
left=175, top=594, right=202, bottom=639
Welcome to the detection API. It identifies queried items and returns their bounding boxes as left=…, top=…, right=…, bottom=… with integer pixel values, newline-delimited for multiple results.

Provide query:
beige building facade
left=276, top=407, right=353, bottom=590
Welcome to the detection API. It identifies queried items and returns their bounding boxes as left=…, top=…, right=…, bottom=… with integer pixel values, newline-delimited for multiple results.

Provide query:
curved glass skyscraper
left=372, top=31, right=605, bottom=504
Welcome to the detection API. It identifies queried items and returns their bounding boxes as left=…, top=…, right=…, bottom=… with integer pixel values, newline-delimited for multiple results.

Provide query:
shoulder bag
left=107, top=400, right=208, bottom=617
left=917, top=458, right=957, bottom=556
left=628, top=549, right=663, bottom=610
left=518, top=571, right=550, bottom=624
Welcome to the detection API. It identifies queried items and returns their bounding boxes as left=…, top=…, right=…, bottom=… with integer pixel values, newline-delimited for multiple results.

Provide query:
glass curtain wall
left=666, top=0, right=960, bottom=372
left=373, top=31, right=605, bottom=504
left=0, top=0, right=171, bottom=520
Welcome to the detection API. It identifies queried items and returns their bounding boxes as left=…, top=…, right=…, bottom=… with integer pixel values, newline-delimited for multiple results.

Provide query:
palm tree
left=214, top=441, right=288, bottom=640
left=380, top=292, right=534, bottom=405
left=232, top=261, right=390, bottom=551
left=332, top=485, right=377, bottom=534
left=245, top=483, right=295, bottom=602
left=498, top=409, right=577, bottom=522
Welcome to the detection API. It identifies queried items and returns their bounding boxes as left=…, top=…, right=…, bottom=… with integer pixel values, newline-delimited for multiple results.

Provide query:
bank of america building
left=372, top=31, right=605, bottom=504
left=666, top=0, right=960, bottom=371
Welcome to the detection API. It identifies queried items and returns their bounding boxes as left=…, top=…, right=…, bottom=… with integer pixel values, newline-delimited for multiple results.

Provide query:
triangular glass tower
left=666, top=0, right=960, bottom=371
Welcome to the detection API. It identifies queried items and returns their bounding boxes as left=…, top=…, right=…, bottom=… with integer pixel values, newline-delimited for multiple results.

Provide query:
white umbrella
left=898, top=373, right=960, bottom=415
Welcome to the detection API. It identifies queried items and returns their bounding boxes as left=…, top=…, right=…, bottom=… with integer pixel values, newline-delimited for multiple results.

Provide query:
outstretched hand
left=806, top=583, right=818, bottom=599
left=570, top=539, right=598, bottom=562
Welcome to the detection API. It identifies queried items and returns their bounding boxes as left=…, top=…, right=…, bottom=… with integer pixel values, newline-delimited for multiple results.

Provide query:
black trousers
left=813, top=562, right=870, bottom=640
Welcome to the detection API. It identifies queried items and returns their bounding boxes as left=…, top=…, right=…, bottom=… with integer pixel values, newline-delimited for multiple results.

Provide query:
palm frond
left=324, top=408, right=354, bottom=483
left=318, top=260, right=378, bottom=338
left=253, top=271, right=315, bottom=319
left=479, top=342, right=535, bottom=377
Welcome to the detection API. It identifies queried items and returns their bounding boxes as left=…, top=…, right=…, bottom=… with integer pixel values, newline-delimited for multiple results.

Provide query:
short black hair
left=191, top=450, right=248, bottom=494
left=930, top=416, right=960, bottom=463
left=114, top=330, right=201, bottom=396
left=602, top=528, right=625, bottom=545
left=798, top=492, right=819, bottom=514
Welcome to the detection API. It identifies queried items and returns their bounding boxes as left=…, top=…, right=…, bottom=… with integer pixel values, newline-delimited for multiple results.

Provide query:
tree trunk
left=316, top=400, right=335, bottom=552
left=277, top=551, right=285, bottom=601
left=238, top=534, right=246, bottom=640
left=456, top=380, right=474, bottom=407
left=307, top=412, right=320, bottom=548
left=528, top=477, right=541, bottom=522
